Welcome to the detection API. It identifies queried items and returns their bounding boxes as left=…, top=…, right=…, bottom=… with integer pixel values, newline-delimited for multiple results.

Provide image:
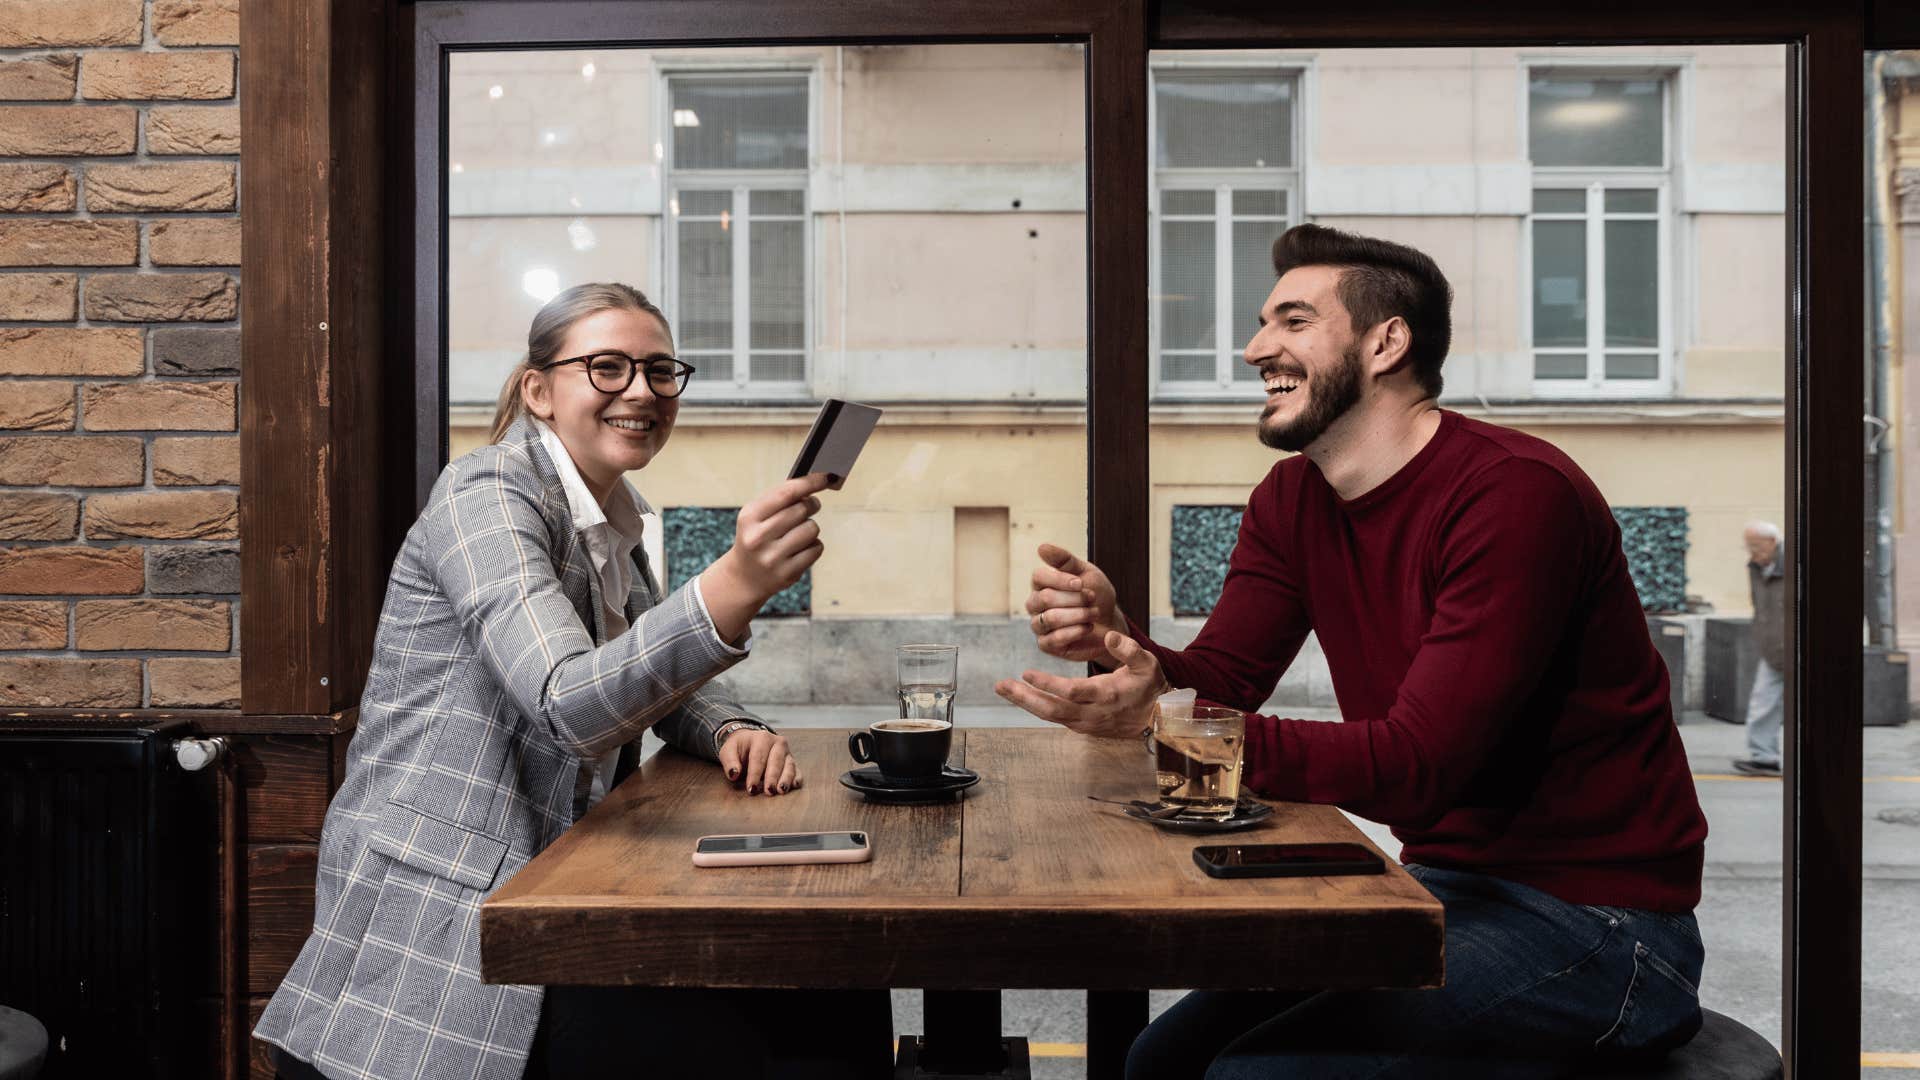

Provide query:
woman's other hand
left=700, top=473, right=833, bottom=642
left=719, top=729, right=802, bottom=796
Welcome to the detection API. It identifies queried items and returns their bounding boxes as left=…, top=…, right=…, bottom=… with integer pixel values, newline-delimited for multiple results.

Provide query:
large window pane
left=444, top=43, right=1090, bottom=790
left=1867, top=48, right=1916, bottom=1069
left=1533, top=219, right=1587, bottom=348
left=1529, top=76, right=1665, bottom=167
left=1155, top=73, right=1293, bottom=168
left=1144, top=42, right=1790, bottom=1072
left=670, top=77, right=807, bottom=170
left=1605, top=219, right=1658, bottom=349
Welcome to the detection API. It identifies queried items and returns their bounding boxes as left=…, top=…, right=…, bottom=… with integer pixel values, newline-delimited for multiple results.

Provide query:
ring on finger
left=1038, top=610, right=1051, bottom=633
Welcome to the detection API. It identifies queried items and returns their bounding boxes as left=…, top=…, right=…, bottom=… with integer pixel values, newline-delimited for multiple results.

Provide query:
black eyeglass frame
left=539, top=352, right=697, bottom=397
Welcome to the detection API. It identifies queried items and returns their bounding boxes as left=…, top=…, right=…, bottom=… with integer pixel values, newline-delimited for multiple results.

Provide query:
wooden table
left=482, top=729, right=1443, bottom=1077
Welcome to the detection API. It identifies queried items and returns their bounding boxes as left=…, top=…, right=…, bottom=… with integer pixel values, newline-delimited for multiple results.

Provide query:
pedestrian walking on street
left=1735, top=521, right=1785, bottom=776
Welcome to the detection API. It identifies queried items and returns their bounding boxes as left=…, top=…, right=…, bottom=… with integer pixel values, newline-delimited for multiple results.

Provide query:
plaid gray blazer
left=254, top=416, right=759, bottom=1080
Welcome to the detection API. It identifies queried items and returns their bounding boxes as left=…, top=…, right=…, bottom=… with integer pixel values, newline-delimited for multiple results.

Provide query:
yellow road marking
left=900, top=1040, right=1920, bottom=1067
left=1033, top=1045, right=1920, bottom=1066
left=1691, top=774, right=1920, bottom=783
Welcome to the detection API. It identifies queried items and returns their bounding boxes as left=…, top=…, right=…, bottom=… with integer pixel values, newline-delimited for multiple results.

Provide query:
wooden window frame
left=238, top=2, right=1909, bottom=1076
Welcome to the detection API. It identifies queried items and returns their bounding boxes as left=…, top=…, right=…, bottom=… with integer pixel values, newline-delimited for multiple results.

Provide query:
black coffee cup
left=848, top=719, right=952, bottom=779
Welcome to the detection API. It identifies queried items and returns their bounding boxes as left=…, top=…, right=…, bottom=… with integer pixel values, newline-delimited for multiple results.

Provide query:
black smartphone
left=1192, top=842, right=1386, bottom=879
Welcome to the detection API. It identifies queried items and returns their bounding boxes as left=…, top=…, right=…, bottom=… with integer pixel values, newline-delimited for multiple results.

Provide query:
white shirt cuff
left=691, top=575, right=751, bottom=657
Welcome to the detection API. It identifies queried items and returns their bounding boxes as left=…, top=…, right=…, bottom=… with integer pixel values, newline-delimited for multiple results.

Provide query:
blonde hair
left=488, top=283, right=673, bottom=444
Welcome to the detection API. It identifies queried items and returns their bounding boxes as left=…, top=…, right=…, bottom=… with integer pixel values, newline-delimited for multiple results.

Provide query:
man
left=997, top=224, right=1710, bottom=1078
left=1734, top=521, right=1785, bottom=776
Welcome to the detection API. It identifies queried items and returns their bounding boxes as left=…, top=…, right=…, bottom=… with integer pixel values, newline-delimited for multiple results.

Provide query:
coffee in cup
left=848, top=718, right=953, bottom=779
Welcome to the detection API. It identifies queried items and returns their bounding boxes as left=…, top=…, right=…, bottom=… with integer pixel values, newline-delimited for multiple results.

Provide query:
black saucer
left=840, top=764, right=980, bottom=803
left=1122, top=796, right=1274, bottom=832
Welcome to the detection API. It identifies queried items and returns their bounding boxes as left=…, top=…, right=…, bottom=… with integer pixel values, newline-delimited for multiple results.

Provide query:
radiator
left=0, top=719, right=215, bottom=1078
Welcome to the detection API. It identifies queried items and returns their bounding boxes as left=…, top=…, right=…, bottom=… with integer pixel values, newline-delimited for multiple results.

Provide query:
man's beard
left=1258, top=343, right=1365, bottom=452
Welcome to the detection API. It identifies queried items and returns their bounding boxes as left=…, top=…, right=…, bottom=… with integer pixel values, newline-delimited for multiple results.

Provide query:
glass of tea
left=1148, top=705, right=1245, bottom=819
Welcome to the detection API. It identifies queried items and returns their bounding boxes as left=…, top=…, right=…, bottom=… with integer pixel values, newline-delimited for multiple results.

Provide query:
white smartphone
left=690, top=830, right=873, bottom=868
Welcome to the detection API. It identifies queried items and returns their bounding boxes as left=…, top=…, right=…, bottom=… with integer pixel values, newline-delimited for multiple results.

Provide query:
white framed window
left=1526, top=69, right=1673, bottom=397
left=1150, top=67, right=1301, bottom=397
left=664, top=72, right=810, bottom=398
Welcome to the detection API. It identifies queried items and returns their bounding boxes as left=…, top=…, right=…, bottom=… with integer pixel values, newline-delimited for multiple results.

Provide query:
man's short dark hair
left=1270, top=223, right=1453, bottom=399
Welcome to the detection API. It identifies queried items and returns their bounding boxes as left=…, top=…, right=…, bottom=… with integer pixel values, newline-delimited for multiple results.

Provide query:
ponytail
left=487, top=358, right=537, bottom=445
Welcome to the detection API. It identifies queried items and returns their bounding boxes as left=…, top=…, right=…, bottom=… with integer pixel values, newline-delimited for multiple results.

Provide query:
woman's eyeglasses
left=541, top=352, right=696, bottom=398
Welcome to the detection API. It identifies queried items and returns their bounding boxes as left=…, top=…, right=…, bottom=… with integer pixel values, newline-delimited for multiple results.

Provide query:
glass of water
left=897, top=644, right=959, bottom=726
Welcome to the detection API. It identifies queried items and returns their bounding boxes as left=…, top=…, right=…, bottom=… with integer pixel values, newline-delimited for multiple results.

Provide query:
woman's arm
left=427, top=446, right=746, bottom=758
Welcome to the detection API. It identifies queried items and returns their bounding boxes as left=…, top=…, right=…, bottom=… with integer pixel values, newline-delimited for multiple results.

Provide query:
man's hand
left=718, top=728, right=802, bottom=795
left=994, top=631, right=1166, bottom=738
left=1022, top=543, right=1125, bottom=665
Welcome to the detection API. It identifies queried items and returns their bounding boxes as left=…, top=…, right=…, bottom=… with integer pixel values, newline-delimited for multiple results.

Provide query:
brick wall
left=0, top=0, right=240, bottom=710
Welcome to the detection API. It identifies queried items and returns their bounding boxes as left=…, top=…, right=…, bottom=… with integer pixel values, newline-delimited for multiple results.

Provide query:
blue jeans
left=1127, top=864, right=1705, bottom=1080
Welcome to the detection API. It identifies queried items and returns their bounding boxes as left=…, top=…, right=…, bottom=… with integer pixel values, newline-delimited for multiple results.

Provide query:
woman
left=256, top=284, right=891, bottom=1079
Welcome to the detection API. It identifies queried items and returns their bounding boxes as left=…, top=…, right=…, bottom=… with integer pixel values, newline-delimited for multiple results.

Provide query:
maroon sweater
left=1138, top=410, right=1707, bottom=910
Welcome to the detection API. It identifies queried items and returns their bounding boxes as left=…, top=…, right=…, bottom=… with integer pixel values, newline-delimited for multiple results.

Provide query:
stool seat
left=1576, top=1009, right=1781, bottom=1080
left=0, top=1005, right=48, bottom=1080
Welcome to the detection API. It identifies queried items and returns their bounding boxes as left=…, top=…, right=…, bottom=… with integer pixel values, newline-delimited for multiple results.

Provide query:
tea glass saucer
left=1121, top=796, right=1274, bottom=832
